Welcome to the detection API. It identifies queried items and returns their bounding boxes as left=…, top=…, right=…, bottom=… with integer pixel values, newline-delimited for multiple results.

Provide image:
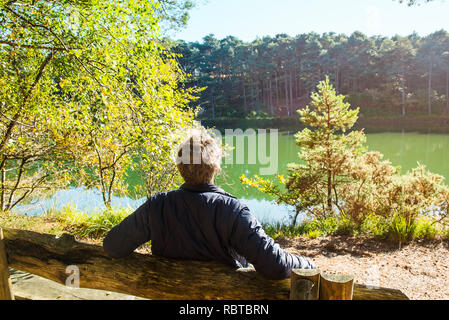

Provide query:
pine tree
left=287, top=77, right=365, bottom=217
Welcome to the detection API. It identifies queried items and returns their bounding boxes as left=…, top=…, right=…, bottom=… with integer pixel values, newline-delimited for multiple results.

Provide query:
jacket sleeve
left=103, top=201, right=151, bottom=258
left=229, top=208, right=316, bottom=280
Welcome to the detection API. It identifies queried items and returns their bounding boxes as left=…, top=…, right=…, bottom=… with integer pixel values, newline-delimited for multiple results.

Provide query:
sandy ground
left=278, top=236, right=449, bottom=300
left=9, top=269, right=147, bottom=300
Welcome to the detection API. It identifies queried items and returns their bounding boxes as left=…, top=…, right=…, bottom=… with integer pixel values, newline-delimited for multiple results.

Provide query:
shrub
left=386, top=214, right=417, bottom=247
left=242, top=78, right=449, bottom=242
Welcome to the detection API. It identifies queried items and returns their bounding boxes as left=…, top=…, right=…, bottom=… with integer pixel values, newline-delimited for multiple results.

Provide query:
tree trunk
left=327, top=169, right=332, bottom=214
left=401, top=74, right=406, bottom=117
left=290, top=269, right=321, bottom=300
left=335, top=66, right=340, bottom=93
left=275, top=72, right=279, bottom=114
left=251, top=82, right=255, bottom=106
left=428, top=59, right=432, bottom=115
left=289, top=70, right=294, bottom=115
left=0, top=52, right=53, bottom=154
left=320, top=273, right=354, bottom=300
left=446, top=69, right=449, bottom=113
left=296, top=72, right=300, bottom=99
left=269, top=79, right=274, bottom=116
left=261, top=80, right=267, bottom=105
left=0, top=162, right=5, bottom=212
left=243, top=82, right=247, bottom=113
left=284, top=72, right=289, bottom=116
left=211, top=92, right=215, bottom=119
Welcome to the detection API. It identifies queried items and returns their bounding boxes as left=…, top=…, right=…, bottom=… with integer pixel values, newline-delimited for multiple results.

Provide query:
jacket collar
left=180, top=183, right=237, bottom=199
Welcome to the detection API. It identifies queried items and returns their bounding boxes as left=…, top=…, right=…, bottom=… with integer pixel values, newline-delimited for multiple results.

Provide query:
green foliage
left=387, top=214, right=417, bottom=246
left=0, top=0, right=200, bottom=210
left=288, top=77, right=364, bottom=216
left=44, top=205, right=132, bottom=238
left=172, top=30, right=449, bottom=118
left=413, top=217, right=439, bottom=240
left=261, top=213, right=448, bottom=243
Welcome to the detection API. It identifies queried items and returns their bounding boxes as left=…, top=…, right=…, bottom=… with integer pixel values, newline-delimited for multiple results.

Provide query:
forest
left=170, top=30, right=449, bottom=119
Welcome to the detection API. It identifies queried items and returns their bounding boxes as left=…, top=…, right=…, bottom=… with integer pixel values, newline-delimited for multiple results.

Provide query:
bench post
left=0, top=227, right=14, bottom=300
left=319, top=273, right=354, bottom=300
left=290, top=269, right=321, bottom=300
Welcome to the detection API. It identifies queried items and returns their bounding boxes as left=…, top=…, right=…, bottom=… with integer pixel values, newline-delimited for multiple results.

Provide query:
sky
left=173, top=0, right=449, bottom=42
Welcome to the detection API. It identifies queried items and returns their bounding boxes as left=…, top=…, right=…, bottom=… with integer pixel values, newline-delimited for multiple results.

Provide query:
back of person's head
left=176, top=129, right=222, bottom=185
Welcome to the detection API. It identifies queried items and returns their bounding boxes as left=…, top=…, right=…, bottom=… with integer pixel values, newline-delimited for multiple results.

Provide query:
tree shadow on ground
left=278, top=235, right=449, bottom=258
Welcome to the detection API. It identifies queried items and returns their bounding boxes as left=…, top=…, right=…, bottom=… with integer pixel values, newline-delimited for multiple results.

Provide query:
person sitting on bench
left=103, top=129, right=315, bottom=280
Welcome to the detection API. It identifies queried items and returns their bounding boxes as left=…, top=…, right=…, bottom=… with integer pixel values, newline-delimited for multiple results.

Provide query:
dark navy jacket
left=103, top=183, right=315, bottom=280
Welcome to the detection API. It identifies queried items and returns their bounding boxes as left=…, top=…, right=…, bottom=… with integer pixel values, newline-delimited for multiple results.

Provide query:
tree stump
left=290, top=269, right=321, bottom=300
left=320, top=273, right=354, bottom=300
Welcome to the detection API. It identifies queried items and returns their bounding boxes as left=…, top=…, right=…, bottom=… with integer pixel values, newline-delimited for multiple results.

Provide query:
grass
left=262, top=213, right=449, bottom=244
left=0, top=206, right=133, bottom=242
left=1, top=206, right=448, bottom=246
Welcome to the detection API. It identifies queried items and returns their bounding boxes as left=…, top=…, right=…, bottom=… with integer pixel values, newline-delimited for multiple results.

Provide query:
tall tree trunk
left=296, top=72, right=300, bottom=99
left=446, top=69, right=449, bottom=113
left=289, top=70, right=294, bottom=115
left=251, top=81, right=255, bottom=106
left=428, top=59, right=432, bottom=115
left=335, top=66, right=340, bottom=93
left=243, top=83, right=247, bottom=113
left=261, top=80, right=267, bottom=106
left=401, top=74, right=406, bottom=117
left=269, top=79, right=274, bottom=116
left=275, top=72, right=279, bottom=114
left=0, top=162, right=5, bottom=212
left=326, top=110, right=332, bottom=215
left=327, top=170, right=332, bottom=214
left=0, top=52, right=53, bottom=154
left=211, top=91, right=215, bottom=119
left=284, top=72, right=289, bottom=116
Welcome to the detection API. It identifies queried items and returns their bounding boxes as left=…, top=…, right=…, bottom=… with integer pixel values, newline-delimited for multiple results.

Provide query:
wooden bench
left=0, top=227, right=409, bottom=300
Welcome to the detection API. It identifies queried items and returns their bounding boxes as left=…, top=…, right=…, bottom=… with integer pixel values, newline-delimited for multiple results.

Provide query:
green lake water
left=18, top=131, right=449, bottom=224
left=216, top=131, right=449, bottom=222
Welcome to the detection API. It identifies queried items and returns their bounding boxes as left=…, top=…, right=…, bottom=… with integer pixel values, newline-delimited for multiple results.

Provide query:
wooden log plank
left=353, top=284, right=409, bottom=300
left=0, top=228, right=14, bottom=300
left=290, top=269, right=320, bottom=300
left=320, top=273, right=354, bottom=300
left=2, top=228, right=290, bottom=300
left=2, top=228, right=409, bottom=300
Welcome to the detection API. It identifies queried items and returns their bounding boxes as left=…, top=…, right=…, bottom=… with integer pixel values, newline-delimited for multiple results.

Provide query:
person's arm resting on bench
left=103, top=202, right=151, bottom=258
left=230, top=208, right=316, bottom=280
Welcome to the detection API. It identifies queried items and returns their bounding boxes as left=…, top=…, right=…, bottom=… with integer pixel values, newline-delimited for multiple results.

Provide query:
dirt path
left=279, top=236, right=449, bottom=300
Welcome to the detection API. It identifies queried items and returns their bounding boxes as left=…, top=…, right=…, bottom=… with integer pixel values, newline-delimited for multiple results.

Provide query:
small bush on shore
left=261, top=214, right=448, bottom=243
left=44, top=206, right=132, bottom=238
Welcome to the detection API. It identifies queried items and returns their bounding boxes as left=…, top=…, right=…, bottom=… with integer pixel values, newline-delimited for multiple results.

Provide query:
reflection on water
left=16, top=131, right=449, bottom=224
left=14, top=187, right=145, bottom=217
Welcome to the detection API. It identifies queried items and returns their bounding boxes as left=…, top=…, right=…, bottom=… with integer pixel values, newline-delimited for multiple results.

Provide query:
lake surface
left=16, top=131, right=449, bottom=224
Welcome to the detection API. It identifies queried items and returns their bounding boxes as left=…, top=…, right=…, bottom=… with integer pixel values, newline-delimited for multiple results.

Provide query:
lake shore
left=201, top=114, right=449, bottom=133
